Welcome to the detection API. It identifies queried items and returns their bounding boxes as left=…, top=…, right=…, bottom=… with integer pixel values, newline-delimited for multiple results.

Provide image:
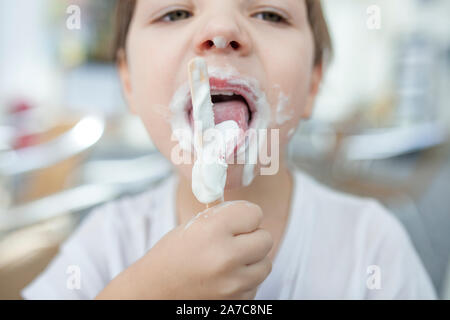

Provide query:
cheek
left=262, top=33, right=314, bottom=139
left=125, top=31, right=199, bottom=183
left=128, top=73, right=178, bottom=165
left=127, top=42, right=181, bottom=159
left=128, top=29, right=184, bottom=112
left=136, top=98, right=195, bottom=183
left=136, top=104, right=173, bottom=156
left=268, top=61, right=313, bottom=142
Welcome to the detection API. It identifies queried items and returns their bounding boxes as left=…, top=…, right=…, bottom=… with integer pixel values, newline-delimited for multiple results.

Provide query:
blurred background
left=0, top=0, right=449, bottom=299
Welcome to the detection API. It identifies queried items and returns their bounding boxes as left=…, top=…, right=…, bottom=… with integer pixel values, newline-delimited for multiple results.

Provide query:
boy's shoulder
left=292, top=169, right=404, bottom=245
left=289, top=169, right=436, bottom=299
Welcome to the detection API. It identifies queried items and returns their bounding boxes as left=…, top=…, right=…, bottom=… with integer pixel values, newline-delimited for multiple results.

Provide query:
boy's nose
left=193, top=14, right=252, bottom=56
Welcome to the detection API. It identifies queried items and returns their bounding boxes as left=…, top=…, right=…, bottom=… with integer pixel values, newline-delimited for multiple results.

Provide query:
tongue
left=213, top=100, right=249, bottom=131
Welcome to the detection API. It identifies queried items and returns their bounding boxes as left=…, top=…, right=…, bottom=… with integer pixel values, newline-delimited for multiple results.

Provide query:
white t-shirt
left=22, top=169, right=437, bottom=299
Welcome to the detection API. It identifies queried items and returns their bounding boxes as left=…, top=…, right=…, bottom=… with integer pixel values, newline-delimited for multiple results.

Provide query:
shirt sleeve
left=21, top=206, right=119, bottom=300
left=363, top=202, right=437, bottom=300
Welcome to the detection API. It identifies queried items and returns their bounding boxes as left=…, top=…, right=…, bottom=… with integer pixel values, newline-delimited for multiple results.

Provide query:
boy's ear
left=117, top=49, right=137, bottom=114
left=301, top=61, right=323, bottom=119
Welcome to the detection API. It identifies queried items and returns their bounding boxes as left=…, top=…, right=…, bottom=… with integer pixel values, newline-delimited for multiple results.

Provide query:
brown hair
left=113, top=0, right=332, bottom=66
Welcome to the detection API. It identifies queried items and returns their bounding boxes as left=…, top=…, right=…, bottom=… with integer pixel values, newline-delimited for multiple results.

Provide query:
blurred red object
left=9, top=100, right=38, bottom=150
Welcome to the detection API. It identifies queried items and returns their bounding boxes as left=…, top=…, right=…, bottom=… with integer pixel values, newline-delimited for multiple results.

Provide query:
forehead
left=134, top=0, right=306, bottom=10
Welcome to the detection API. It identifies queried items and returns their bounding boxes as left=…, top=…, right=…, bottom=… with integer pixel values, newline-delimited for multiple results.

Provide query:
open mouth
left=185, top=77, right=258, bottom=133
left=187, top=93, right=253, bottom=132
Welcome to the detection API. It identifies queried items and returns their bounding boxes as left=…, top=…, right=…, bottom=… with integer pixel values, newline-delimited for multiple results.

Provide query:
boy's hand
left=96, top=201, right=273, bottom=300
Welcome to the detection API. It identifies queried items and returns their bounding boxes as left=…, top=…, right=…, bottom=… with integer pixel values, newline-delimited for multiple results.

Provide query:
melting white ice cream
left=189, top=58, right=240, bottom=204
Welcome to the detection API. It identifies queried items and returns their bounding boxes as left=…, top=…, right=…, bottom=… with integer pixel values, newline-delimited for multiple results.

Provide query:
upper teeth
left=211, top=91, right=235, bottom=96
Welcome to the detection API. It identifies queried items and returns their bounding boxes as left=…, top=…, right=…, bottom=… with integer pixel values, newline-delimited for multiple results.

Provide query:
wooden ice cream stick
left=206, top=198, right=225, bottom=209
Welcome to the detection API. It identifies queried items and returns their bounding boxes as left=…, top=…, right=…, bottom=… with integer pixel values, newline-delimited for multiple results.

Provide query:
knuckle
left=250, top=205, right=264, bottom=225
left=265, top=258, right=273, bottom=276
left=257, top=229, right=273, bottom=251
left=255, top=259, right=272, bottom=284
left=238, top=201, right=262, bottom=223
left=264, top=230, right=274, bottom=249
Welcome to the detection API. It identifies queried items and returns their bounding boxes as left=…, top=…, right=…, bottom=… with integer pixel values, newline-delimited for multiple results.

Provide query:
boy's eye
left=161, top=10, right=192, bottom=22
left=252, top=11, right=288, bottom=24
left=157, top=9, right=287, bottom=24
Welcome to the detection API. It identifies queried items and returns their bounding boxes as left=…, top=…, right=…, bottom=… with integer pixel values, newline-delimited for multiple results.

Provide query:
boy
left=23, top=0, right=436, bottom=299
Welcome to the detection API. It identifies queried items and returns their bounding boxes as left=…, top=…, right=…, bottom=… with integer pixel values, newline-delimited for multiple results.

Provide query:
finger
left=239, top=256, right=273, bottom=291
left=232, top=228, right=273, bottom=265
left=213, top=201, right=263, bottom=235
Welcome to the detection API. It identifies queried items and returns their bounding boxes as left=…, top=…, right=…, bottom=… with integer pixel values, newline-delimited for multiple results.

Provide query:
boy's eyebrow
left=242, top=0, right=299, bottom=6
left=241, top=0, right=303, bottom=14
left=138, top=0, right=302, bottom=20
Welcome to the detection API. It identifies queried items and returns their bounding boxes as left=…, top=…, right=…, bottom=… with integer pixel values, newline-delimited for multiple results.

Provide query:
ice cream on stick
left=188, top=57, right=227, bottom=207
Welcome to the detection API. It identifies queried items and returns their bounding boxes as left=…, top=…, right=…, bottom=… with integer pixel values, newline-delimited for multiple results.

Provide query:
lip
left=185, top=76, right=259, bottom=129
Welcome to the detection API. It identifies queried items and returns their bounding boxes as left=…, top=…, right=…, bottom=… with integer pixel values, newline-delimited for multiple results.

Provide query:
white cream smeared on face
left=213, top=36, right=227, bottom=49
left=275, top=92, right=292, bottom=125
left=170, top=82, right=193, bottom=152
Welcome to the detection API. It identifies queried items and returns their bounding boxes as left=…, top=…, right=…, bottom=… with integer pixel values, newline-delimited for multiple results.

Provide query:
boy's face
left=119, top=0, right=322, bottom=189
